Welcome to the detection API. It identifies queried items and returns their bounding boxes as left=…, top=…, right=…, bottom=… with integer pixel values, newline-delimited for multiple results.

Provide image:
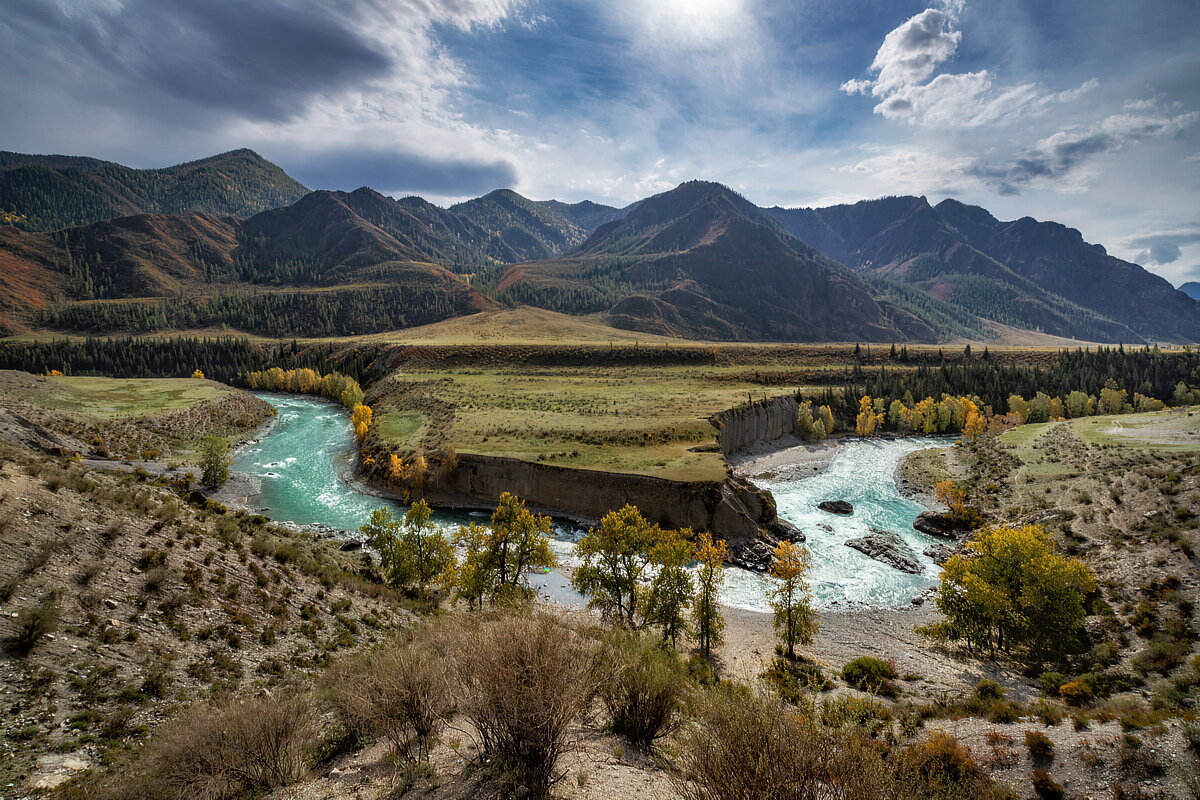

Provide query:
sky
left=2, top=0, right=1199, bottom=285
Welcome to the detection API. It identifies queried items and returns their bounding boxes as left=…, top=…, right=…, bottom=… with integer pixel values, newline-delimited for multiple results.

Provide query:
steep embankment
left=710, top=393, right=799, bottom=455
left=421, top=452, right=798, bottom=570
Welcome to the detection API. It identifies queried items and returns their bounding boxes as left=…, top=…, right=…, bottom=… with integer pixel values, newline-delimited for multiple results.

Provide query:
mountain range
left=0, top=149, right=1196, bottom=343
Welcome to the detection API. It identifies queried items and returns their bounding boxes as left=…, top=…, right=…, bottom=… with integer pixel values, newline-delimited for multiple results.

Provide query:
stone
left=845, top=532, right=923, bottom=574
left=913, top=511, right=961, bottom=538
left=923, top=543, right=955, bottom=565
left=102, top=598, right=119, bottom=609
left=817, top=500, right=853, bottom=515
left=339, top=539, right=365, bottom=551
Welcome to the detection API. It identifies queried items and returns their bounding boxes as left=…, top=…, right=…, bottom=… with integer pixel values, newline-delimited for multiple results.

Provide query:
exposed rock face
left=710, top=394, right=798, bottom=455
left=845, top=531, right=923, bottom=574
left=818, top=500, right=854, bottom=515
left=913, top=510, right=963, bottom=539
left=422, top=454, right=799, bottom=572
left=923, top=543, right=955, bottom=565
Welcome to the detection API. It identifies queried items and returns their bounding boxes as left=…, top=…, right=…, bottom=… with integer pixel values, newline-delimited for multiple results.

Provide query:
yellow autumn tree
left=692, top=532, right=727, bottom=662
left=962, top=399, right=987, bottom=440
left=769, top=540, right=818, bottom=661
left=351, top=403, right=373, bottom=440
left=191, top=369, right=205, bottom=379
left=854, top=396, right=881, bottom=436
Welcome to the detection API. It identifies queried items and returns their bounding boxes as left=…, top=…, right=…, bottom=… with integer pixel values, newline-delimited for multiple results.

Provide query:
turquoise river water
left=233, top=394, right=944, bottom=612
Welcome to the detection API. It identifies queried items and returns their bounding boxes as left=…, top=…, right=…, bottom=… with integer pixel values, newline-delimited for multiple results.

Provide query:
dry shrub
left=79, top=694, right=315, bottom=800
left=889, top=731, right=993, bottom=800
left=598, top=629, right=690, bottom=748
left=673, top=687, right=901, bottom=800
left=447, top=610, right=600, bottom=798
left=325, top=636, right=449, bottom=762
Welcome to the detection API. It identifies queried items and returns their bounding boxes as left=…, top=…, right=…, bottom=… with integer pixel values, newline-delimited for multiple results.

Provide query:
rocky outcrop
left=420, top=454, right=800, bottom=572
left=710, top=394, right=798, bottom=455
left=923, top=543, right=955, bottom=565
left=845, top=531, right=923, bottom=574
left=913, top=511, right=964, bottom=539
left=818, top=500, right=853, bottom=515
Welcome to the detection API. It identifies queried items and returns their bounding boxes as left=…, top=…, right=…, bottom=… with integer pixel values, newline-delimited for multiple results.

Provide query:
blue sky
left=2, top=0, right=1198, bottom=283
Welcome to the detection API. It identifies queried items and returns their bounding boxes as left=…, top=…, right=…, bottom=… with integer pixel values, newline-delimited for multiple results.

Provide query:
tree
left=455, top=492, right=555, bottom=606
left=962, top=399, right=987, bottom=440
left=572, top=505, right=667, bottom=627
left=692, top=532, right=727, bottom=662
left=1027, top=392, right=1051, bottom=423
left=351, top=403, right=373, bottom=440
left=361, top=500, right=455, bottom=596
left=1007, top=394, right=1030, bottom=423
left=191, top=369, right=205, bottom=379
left=768, top=541, right=818, bottom=661
left=854, top=395, right=881, bottom=436
left=1098, top=380, right=1127, bottom=415
left=198, top=436, right=231, bottom=489
left=925, top=525, right=1095, bottom=661
left=645, top=529, right=695, bottom=648
left=817, top=405, right=835, bottom=436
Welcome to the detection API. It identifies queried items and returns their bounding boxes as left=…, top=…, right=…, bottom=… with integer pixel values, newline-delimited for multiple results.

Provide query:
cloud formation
left=969, top=111, right=1199, bottom=194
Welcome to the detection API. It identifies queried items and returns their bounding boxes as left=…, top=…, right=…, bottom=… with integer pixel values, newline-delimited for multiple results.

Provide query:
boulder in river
left=913, top=511, right=962, bottom=539
left=923, top=543, right=955, bottom=565
left=845, top=532, right=923, bottom=574
left=818, top=500, right=854, bottom=515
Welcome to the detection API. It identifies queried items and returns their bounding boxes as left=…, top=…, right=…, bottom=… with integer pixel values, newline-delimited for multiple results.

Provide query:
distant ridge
left=0, top=149, right=309, bottom=232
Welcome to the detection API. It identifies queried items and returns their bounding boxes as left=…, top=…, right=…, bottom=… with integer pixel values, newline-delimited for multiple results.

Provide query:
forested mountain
left=1181, top=282, right=1200, bottom=301
left=498, top=181, right=938, bottom=342
left=0, top=149, right=309, bottom=232
left=764, top=197, right=1200, bottom=343
left=0, top=147, right=1196, bottom=344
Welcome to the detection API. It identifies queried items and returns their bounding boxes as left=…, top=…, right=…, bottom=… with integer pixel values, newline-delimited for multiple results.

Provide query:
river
left=233, top=394, right=943, bottom=612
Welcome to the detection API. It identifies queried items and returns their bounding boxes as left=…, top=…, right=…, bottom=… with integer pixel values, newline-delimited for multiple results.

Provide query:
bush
left=891, top=732, right=993, bottom=799
left=7, top=593, right=58, bottom=655
left=1037, top=672, right=1066, bottom=697
left=763, top=656, right=834, bottom=702
left=448, top=611, right=599, bottom=798
left=974, top=679, right=1006, bottom=701
left=598, top=631, right=689, bottom=748
left=1031, top=769, right=1065, bottom=800
left=842, top=656, right=899, bottom=696
left=1025, top=730, right=1054, bottom=762
left=81, top=695, right=315, bottom=800
left=1058, top=678, right=1092, bottom=706
left=325, top=636, right=449, bottom=761
left=673, top=688, right=899, bottom=800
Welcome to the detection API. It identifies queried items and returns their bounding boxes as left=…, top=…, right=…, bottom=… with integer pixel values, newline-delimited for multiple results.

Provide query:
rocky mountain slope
left=498, top=182, right=938, bottom=342
left=0, top=149, right=309, bottom=232
left=765, top=196, right=1200, bottom=343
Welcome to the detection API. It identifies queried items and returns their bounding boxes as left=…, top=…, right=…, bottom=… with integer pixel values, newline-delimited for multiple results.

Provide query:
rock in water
left=818, top=500, right=853, bottom=515
left=845, top=532, right=923, bottom=574
left=923, top=543, right=955, bottom=565
left=913, top=510, right=961, bottom=538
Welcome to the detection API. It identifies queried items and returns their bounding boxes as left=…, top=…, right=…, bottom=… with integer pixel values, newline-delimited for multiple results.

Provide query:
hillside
left=499, top=182, right=938, bottom=342
left=1183, top=281, right=1200, bottom=301
left=0, top=149, right=308, bottom=233
left=765, top=197, right=1200, bottom=343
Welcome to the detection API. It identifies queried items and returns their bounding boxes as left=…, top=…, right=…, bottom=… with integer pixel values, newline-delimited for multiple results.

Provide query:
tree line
left=0, top=336, right=378, bottom=385
left=807, top=346, right=1200, bottom=432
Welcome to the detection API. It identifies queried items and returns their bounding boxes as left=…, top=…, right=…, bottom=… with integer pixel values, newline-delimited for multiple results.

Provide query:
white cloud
left=841, top=4, right=1093, bottom=129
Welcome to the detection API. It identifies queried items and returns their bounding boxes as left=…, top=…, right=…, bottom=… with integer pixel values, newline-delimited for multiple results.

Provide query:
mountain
left=0, top=189, right=492, bottom=335
left=0, top=149, right=309, bottom=232
left=498, top=181, right=937, bottom=342
left=765, top=197, right=1200, bottom=343
left=1181, top=282, right=1200, bottom=301
left=450, top=190, right=621, bottom=262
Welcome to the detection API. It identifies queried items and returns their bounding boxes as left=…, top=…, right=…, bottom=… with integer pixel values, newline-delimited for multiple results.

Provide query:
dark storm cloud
left=288, top=149, right=518, bottom=196
left=966, top=130, right=1117, bottom=194
left=1130, top=230, right=1200, bottom=265
left=4, top=0, right=392, bottom=121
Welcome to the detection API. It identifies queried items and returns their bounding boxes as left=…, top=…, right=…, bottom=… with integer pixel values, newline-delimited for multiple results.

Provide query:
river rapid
left=233, top=394, right=944, bottom=612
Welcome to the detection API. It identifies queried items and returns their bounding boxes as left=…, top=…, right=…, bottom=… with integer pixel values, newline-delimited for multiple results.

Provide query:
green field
left=0, top=374, right=229, bottom=420
left=372, top=364, right=810, bottom=482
